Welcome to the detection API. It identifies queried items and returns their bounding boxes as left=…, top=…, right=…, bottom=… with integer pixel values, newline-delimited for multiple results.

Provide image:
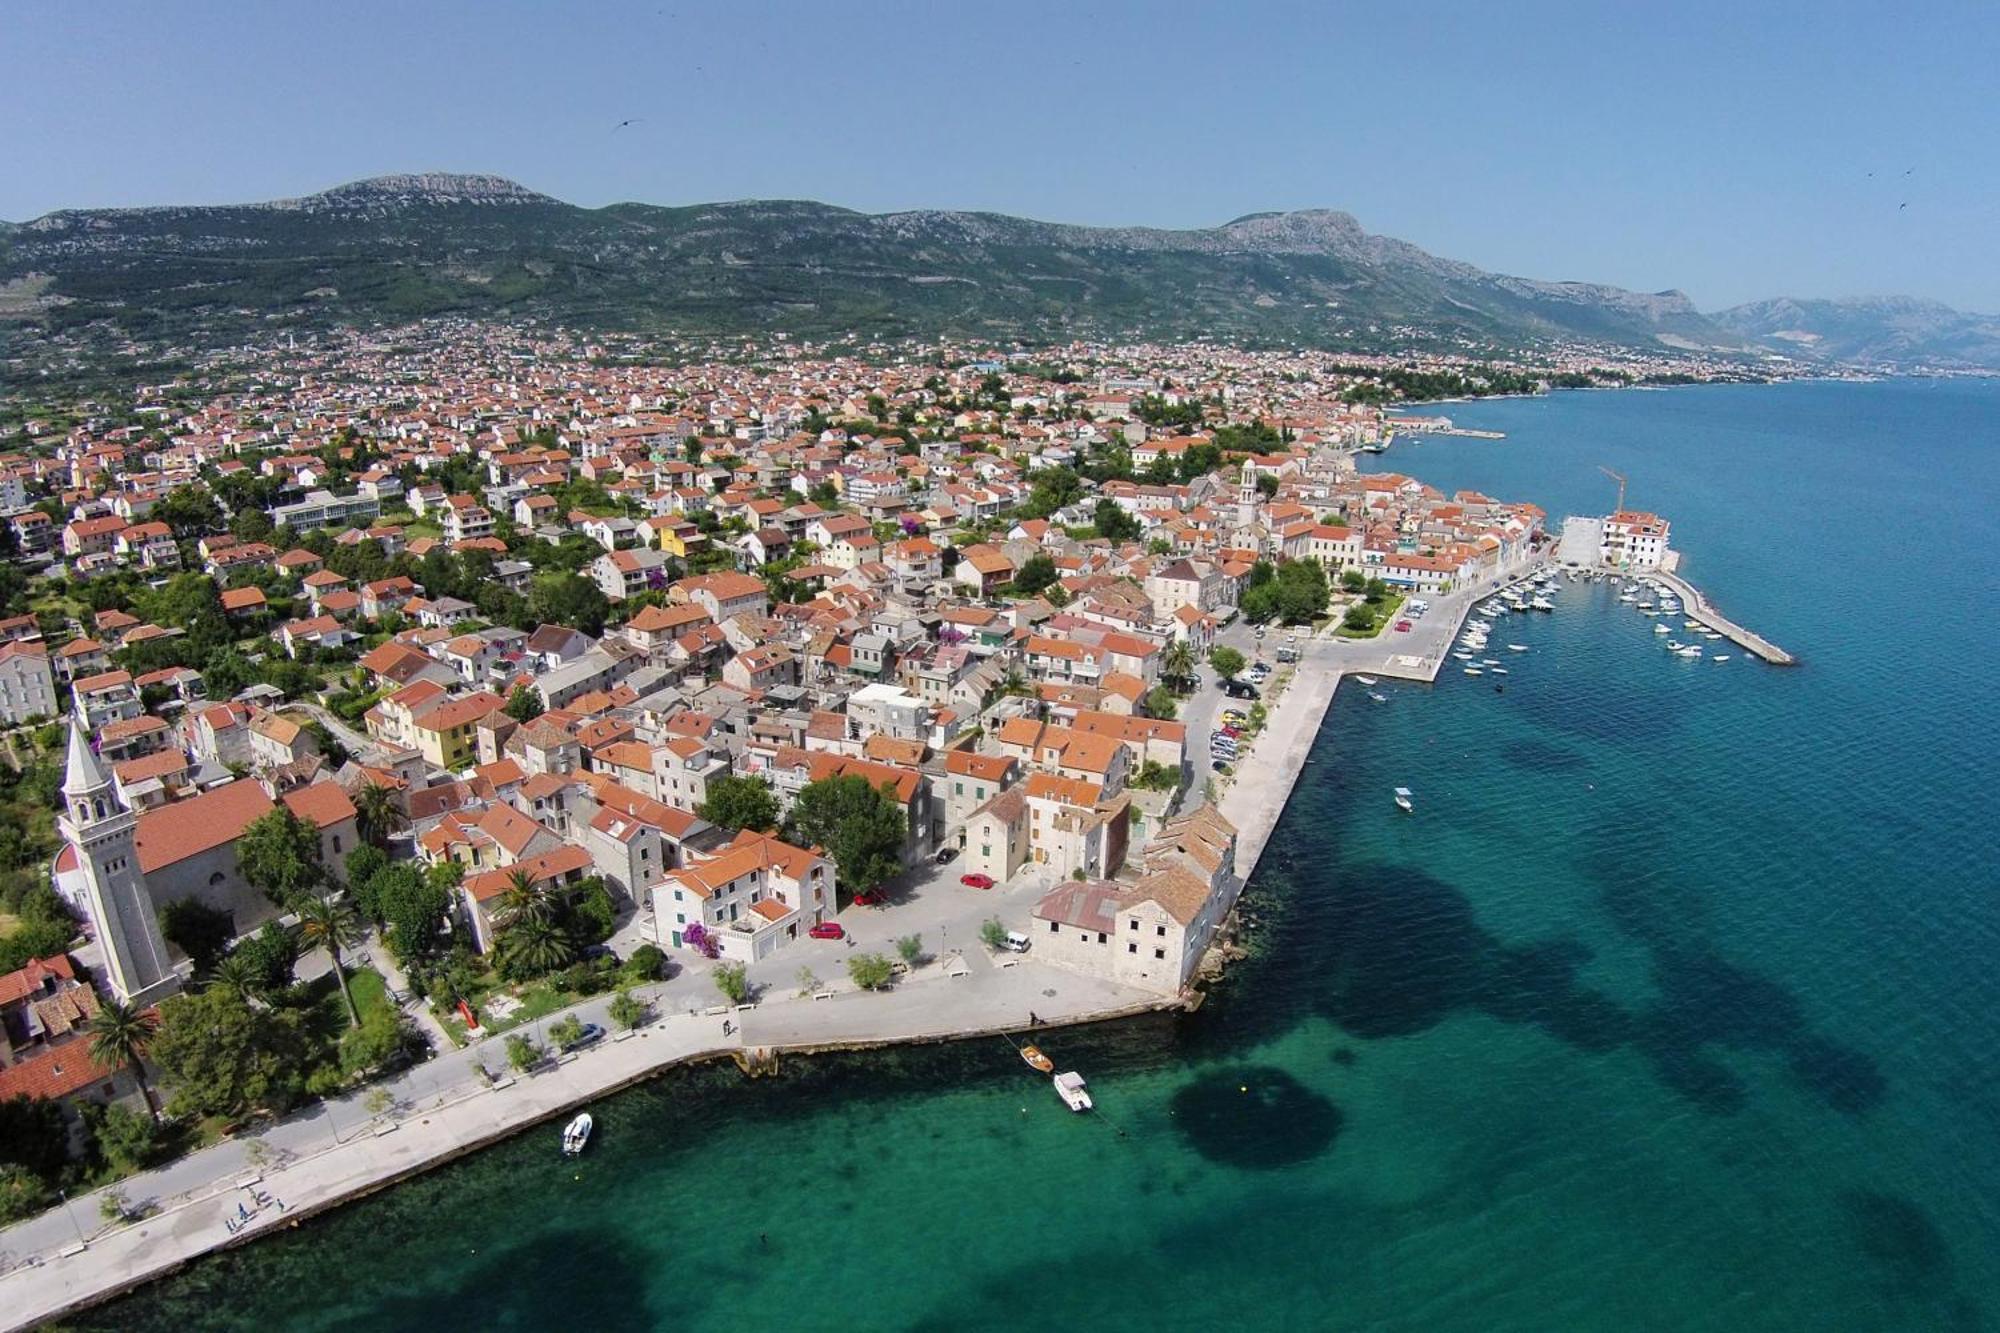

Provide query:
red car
left=808, top=922, right=845, bottom=941
left=960, top=873, right=995, bottom=890
left=1394, top=620, right=1413, bottom=632
left=851, top=892, right=882, bottom=907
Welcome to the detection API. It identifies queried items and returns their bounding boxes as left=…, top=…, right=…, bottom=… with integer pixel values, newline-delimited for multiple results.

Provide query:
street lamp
left=57, top=1188, right=86, bottom=1245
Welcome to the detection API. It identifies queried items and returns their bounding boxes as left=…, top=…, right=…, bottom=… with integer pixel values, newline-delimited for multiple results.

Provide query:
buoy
left=1239, top=1085, right=1248, bottom=1093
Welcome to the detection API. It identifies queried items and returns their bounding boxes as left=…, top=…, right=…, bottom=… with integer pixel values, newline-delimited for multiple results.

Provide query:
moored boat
left=1020, top=1044, right=1054, bottom=1073
left=562, top=1113, right=593, bottom=1157
left=1393, top=786, right=1414, bottom=813
left=1053, top=1071, right=1093, bottom=1112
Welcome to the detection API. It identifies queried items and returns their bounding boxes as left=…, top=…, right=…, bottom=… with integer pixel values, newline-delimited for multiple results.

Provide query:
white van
left=1003, top=931, right=1032, bottom=954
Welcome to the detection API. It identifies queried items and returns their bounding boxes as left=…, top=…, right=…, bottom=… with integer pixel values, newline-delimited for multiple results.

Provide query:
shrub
left=504, top=1033, right=542, bottom=1072
left=895, top=934, right=923, bottom=965
left=847, top=953, right=894, bottom=990
left=622, top=944, right=665, bottom=983
left=608, top=990, right=647, bottom=1030
left=548, top=1015, right=585, bottom=1048
left=979, top=918, right=1008, bottom=950
left=713, top=961, right=749, bottom=1004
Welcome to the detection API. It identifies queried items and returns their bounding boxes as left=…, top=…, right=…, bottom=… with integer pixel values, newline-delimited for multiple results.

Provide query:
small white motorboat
left=1053, top=1071, right=1093, bottom=1112
left=1712, top=655, right=1731, bottom=663
left=1393, top=787, right=1414, bottom=813
left=1354, top=675, right=1378, bottom=687
left=1463, top=666, right=1484, bottom=676
left=1654, top=624, right=1671, bottom=634
left=562, top=1112, right=593, bottom=1157
left=1453, top=651, right=1473, bottom=660
left=1490, top=666, right=1508, bottom=675
left=1508, top=644, right=1528, bottom=652
left=1368, top=691, right=1388, bottom=703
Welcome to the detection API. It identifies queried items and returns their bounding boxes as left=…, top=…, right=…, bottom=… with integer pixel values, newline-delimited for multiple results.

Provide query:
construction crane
left=1598, top=465, right=1627, bottom=514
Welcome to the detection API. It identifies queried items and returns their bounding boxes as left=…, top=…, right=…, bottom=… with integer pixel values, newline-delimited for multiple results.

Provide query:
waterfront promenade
left=0, top=954, right=1159, bottom=1331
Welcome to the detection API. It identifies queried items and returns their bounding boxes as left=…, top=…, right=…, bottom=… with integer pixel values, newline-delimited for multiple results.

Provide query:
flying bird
left=1899, top=201, right=1909, bottom=210
left=614, top=118, right=642, bottom=131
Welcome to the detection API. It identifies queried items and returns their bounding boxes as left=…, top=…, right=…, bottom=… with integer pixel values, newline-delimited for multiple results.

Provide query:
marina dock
left=1651, top=569, right=1796, bottom=665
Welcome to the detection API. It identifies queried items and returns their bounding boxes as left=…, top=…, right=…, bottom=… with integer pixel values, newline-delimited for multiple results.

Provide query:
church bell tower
left=57, top=711, right=176, bottom=1004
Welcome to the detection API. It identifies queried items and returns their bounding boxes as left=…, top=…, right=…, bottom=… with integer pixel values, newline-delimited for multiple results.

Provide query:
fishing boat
left=1712, top=655, right=1731, bottom=663
left=1019, top=1044, right=1054, bottom=1074
left=1354, top=675, right=1378, bottom=687
left=1053, top=1071, right=1093, bottom=1112
left=561, top=1113, right=593, bottom=1157
left=1393, top=787, right=1414, bottom=813
left=1463, top=666, right=1483, bottom=676
left=1508, top=644, right=1528, bottom=652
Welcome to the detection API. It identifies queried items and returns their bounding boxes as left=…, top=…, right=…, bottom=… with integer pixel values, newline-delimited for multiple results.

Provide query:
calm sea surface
left=83, top=380, right=2000, bottom=1332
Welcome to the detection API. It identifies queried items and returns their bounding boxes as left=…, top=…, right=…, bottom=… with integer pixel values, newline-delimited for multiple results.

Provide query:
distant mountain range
left=1, top=172, right=1993, bottom=367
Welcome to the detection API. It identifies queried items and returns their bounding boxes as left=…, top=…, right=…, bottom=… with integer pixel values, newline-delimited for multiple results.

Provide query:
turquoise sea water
left=80, top=380, right=2000, bottom=1332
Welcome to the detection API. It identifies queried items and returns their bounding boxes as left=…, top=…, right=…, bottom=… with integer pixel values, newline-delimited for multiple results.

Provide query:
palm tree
left=293, top=892, right=363, bottom=1027
left=499, top=915, right=576, bottom=979
left=1162, top=639, right=1195, bottom=690
left=87, top=998, right=161, bottom=1120
left=208, top=953, right=263, bottom=1002
left=496, top=869, right=556, bottom=930
left=351, top=781, right=406, bottom=849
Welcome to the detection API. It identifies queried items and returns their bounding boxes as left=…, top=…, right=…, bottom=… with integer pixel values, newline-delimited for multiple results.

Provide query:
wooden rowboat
left=1020, top=1044, right=1054, bottom=1073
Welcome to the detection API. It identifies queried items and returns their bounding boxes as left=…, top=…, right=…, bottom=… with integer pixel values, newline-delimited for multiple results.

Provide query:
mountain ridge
left=1, top=173, right=1988, bottom=366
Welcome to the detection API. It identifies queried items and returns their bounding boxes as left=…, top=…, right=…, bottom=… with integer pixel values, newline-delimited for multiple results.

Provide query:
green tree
left=87, top=997, right=162, bottom=1119
left=232, top=921, right=301, bottom=994
left=547, top=1015, right=585, bottom=1048
left=373, top=864, right=453, bottom=966
left=1161, top=638, right=1195, bottom=686
left=157, top=897, right=235, bottom=978
left=1143, top=685, right=1178, bottom=720
left=0, top=1093, right=71, bottom=1186
left=87, top=1103, right=169, bottom=1175
left=1340, top=568, right=1367, bottom=593
left=0, top=1164, right=46, bottom=1224
left=895, top=934, right=923, bottom=965
left=236, top=807, right=326, bottom=905
left=293, top=892, right=364, bottom=1027
left=151, top=486, right=226, bottom=541
left=499, top=914, right=576, bottom=980
left=1093, top=499, right=1142, bottom=543
left=337, top=1007, right=421, bottom=1079
left=504, top=682, right=544, bottom=722
left=847, top=953, right=894, bottom=990
left=697, top=774, right=781, bottom=833
left=149, top=986, right=315, bottom=1119
left=979, top=918, right=1009, bottom=950
left=789, top=775, right=907, bottom=899
left=608, top=990, right=648, bottom=1030
left=713, top=961, right=750, bottom=1004
left=1209, top=646, right=1246, bottom=680
left=1012, top=553, right=1059, bottom=596
left=527, top=571, right=609, bottom=637
left=505, top=1033, right=542, bottom=1073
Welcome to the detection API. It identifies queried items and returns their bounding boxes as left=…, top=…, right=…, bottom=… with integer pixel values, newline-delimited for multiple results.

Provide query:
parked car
left=961, top=873, right=996, bottom=889
left=808, top=922, right=845, bottom=941
left=852, top=891, right=883, bottom=907
left=1224, top=681, right=1260, bottom=699
left=1394, top=620, right=1413, bottom=632
left=934, top=846, right=957, bottom=865
left=1002, top=931, right=1031, bottom=953
left=1217, top=725, right=1241, bottom=738
left=562, top=1022, right=606, bottom=1053
left=1211, top=759, right=1231, bottom=772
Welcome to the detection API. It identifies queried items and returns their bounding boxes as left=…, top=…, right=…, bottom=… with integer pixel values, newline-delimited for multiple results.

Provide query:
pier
left=1651, top=569, right=1797, bottom=665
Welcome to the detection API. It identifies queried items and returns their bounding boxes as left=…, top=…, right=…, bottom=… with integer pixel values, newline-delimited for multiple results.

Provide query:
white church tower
left=57, top=711, right=176, bottom=1004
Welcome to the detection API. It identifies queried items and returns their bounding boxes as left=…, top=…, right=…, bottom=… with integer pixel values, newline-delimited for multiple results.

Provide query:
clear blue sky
left=7, top=0, right=1997, bottom=311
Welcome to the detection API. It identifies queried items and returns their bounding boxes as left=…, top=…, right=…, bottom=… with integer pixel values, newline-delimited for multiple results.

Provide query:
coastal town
left=0, top=324, right=1716, bottom=1324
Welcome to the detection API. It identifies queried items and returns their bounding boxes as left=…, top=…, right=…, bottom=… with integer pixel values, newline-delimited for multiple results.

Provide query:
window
left=1096, top=932, right=1107, bottom=944
left=954, top=782, right=963, bottom=796
left=1128, top=919, right=1138, bottom=931
left=1154, top=948, right=1166, bottom=960
left=1156, top=925, right=1166, bottom=937
left=1048, top=921, right=1059, bottom=933
left=1127, top=942, right=1137, bottom=954
left=332, top=835, right=343, bottom=854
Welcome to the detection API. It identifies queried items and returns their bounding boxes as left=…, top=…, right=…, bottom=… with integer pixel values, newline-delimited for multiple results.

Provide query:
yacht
left=1394, top=787, right=1414, bottom=813
left=1053, top=1071, right=1094, bottom=1112
left=562, top=1113, right=593, bottom=1157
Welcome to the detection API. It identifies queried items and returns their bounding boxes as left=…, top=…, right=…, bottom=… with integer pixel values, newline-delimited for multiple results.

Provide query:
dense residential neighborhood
left=0, top=325, right=1565, bottom=1232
